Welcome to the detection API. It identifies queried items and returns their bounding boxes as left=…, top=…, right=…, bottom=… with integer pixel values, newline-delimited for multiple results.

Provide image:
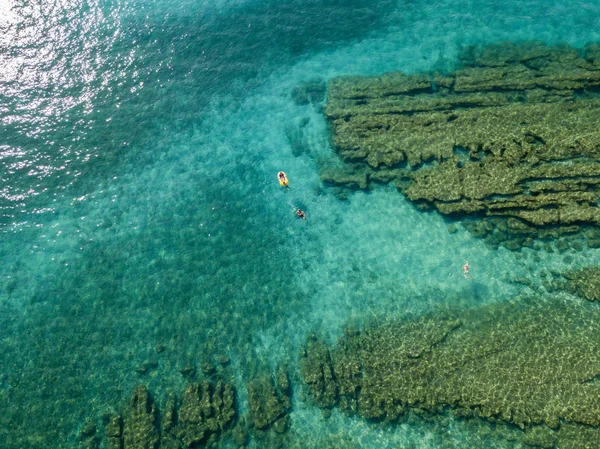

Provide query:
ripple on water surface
left=2, top=0, right=600, bottom=447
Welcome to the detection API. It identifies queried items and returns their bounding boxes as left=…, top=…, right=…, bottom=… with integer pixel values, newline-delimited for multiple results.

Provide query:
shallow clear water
left=2, top=0, right=600, bottom=447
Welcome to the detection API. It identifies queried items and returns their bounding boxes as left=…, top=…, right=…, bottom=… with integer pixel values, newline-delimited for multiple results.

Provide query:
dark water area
left=0, top=0, right=397, bottom=225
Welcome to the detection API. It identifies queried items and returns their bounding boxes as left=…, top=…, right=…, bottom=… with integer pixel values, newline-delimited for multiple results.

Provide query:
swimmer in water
left=463, top=260, right=470, bottom=279
left=296, top=209, right=306, bottom=220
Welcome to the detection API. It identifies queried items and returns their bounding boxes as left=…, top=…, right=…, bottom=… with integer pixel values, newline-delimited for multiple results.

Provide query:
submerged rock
left=175, top=380, right=236, bottom=446
left=180, top=365, right=196, bottom=378
left=103, top=380, right=236, bottom=449
left=215, top=354, right=231, bottom=366
left=231, top=418, right=250, bottom=447
left=105, top=415, right=122, bottom=449
left=552, top=267, right=600, bottom=301
left=79, top=418, right=99, bottom=449
left=299, top=335, right=338, bottom=409
left=291, top=79, right=327, bottom=106
left=247, top=369, right=292, bottom=434
left=134, top=360, right=158, bottom=375
left=300, top=298, right=600, bottom=448
left=322, top=41, right=600, bottom=249
left=123, top=386, right=159, bottom=449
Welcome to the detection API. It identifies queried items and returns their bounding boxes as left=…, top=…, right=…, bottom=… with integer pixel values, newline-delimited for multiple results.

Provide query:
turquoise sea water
left=2, top=0, right=600, bottom=447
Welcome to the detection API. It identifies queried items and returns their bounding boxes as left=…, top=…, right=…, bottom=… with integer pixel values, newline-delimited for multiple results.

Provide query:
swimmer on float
left=277, top=171, right=289, bottom=187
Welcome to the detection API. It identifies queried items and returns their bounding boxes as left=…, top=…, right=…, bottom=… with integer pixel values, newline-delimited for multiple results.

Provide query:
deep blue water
left=2, top=0, right=600, bottom=447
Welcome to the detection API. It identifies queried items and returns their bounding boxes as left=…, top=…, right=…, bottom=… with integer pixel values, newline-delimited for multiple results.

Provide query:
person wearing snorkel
left=463, top=260, right=470, bottom=279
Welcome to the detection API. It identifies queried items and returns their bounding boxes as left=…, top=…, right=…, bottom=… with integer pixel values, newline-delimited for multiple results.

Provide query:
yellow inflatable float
left=277, top=171, right=289, bottom=187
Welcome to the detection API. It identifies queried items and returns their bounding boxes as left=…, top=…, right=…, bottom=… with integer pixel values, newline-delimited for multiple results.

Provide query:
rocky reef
left=247, top=367, right=291, bottom=435
left=322, top=41, right=600, bottom=249
left=547, top=266, right=600, bottom=302
left=169, top=381, right=236, bottom=448
left=82, top=381, right=237, bottom=449
left=123, top=386, right=160, bottom=449
left=246, top=366, right=292, bottom=448
left=81, top=367, right=297, bottom=449
left=300, top=298, right=600, bottom=448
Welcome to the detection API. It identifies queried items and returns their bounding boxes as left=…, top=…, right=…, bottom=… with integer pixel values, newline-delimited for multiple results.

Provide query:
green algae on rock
left=123, top=386, right=160, bottom=449
left=78, top=418, right=99, bottom=449
left=247, top=370, right=291, bottom=435
left=291, top=79, right=327, bottom=106
left=92, top=373, right=295, bottom=449
left=174, top=381, right=236, bottom=447
left=322, top=41, right=600, bottom=249
left=551, top=267, right=600, bottom=302
left=300, top=298, right=600, bottom=448
left=103, top=381, right=236, bottom=449
left=241, top=367, right=293, bottom=449
left=299, top=335, right=338, bottom=409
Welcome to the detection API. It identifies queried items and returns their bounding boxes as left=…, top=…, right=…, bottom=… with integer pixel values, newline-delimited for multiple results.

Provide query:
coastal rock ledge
left=300, top=298, right=600, bottom=448
left=322, top=41, right=600, bottom=249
